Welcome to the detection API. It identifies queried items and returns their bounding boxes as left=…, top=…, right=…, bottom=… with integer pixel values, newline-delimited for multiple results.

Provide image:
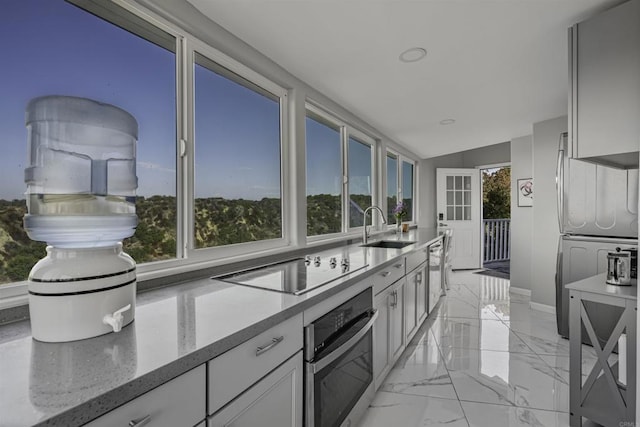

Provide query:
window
left=0, top=0, right=177, bottom=285
left=386, top=151, right=416, bottom=226
left=402, top=160, right=415, bottom=222
left=193, top=52, right=283, bottom=248
left=306, top=113, right=342, bottom=236
left=0, top=0, right=401, bottom=299
left=348, top=136, right=373, bottom=228
left=386, top=153, right=399, bottom=225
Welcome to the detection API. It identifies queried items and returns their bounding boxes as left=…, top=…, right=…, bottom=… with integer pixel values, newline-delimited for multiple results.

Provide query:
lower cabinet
left=405, top=262, right=428, bottom=343
left=389, top=279, right=405, bottom=364
left=404, top=272, right=417, bottom=342
left=373, top=239, right=444, bottom=391
left=208, top=352, right=303, bottom=427
left=373, top=289, right=391, bottom=386
left=416, top=264, right=428, bottom=326
left=373, top=278, right=405, bottom=389
left=85, top=365, right=206, bottom=427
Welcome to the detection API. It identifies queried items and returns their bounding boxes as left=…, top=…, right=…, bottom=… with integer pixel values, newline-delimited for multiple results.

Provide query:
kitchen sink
left=361, top=240, right=416, bottom=249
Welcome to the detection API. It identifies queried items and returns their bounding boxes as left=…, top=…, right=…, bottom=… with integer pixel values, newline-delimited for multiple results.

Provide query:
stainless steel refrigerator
left=555, top=132, right=639, bottom=342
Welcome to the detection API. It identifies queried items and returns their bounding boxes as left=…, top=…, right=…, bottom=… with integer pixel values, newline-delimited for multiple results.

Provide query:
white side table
left=567, top=274, right=636, bottom=426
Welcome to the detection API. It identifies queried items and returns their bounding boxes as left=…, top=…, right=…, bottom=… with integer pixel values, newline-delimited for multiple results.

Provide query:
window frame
left=304, top=102, right=380, bottom=240
left=0, top=0, right=185, bottom=305
left=385, top=149, right=417, bottom=228
left=386, top=151, right=399, bottom=225
left=304, top=104, right=345, bottom=240
left=346, top=129, right=377, bottom=231
left=186, top=39, right=290, bottom=263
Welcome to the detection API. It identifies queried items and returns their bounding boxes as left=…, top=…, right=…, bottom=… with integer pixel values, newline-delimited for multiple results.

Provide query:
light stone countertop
left=566, top=272, right=637, bottom=301
left=0, top=228, right=442, bottom=427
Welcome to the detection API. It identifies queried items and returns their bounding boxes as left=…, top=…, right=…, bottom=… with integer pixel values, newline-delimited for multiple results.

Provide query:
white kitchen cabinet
left=373, top=277, right=406, bottom=389
left=389, top=279, right=406, bottom=364
left=569, top=0, right=640, bottom=167
left=85, top=365, right=206, bottom=427
left=208, top=352, right=303, bottom=427
left=404, top=271, right=417, bottom=342
left=416, top=264, right=428, bottom=325
left=405, top=262, right=428, bottom=343
left=373, top=289, right=391, bottom=387
left=208, top=313, right=303, bottom=415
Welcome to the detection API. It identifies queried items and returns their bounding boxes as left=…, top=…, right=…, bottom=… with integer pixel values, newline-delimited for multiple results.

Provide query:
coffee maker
left=606, top=247, right=637, bottom=286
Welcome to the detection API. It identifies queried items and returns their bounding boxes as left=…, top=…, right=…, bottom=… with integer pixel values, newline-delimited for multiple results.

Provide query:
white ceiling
left=186, top=0, right=621, bottom=159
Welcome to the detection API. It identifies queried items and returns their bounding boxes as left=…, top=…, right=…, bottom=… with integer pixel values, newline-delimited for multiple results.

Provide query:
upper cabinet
left=569, top=0, right=640, bottom=168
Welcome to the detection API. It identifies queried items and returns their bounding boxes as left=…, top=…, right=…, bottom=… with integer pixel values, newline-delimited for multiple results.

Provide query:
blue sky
left=1, top=0, right=371, bottom=201
left=1, top=0, right=176, bottom=199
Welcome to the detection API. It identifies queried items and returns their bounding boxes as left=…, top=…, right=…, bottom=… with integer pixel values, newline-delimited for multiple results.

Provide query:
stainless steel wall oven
left=304, top=288, right=377, bottom=427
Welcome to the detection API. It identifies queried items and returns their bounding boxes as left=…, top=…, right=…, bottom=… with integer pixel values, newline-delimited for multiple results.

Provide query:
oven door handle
left=309, top=309, right=378, bottom=374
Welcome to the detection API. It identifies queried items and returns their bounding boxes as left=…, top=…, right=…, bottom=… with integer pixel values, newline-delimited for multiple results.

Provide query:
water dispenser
left=24, top=95, right=138, bottom=342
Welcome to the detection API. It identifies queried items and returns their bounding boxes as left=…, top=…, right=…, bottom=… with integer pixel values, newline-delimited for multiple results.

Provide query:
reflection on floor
left=357, top=270, right=605, bottom=427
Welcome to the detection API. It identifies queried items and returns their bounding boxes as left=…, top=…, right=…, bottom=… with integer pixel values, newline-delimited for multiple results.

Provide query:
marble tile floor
left=357, top=270, right=606, bottom=427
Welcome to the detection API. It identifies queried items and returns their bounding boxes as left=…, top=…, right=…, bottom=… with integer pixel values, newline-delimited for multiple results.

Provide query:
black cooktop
left=213, top=254, right=368, bottom=295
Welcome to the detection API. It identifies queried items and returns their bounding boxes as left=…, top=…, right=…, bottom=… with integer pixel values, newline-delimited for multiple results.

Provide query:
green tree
left=482, top=167, right=511, bottom=219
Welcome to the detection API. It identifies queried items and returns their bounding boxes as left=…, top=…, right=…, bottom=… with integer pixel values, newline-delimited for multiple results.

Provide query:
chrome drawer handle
left=256, top=336, right=284, bottom=356
left=129, top=415, right=151, bottom=427
left=380, top=271, right=391, bottom=277
left=394, top=263, right=403, bottom=269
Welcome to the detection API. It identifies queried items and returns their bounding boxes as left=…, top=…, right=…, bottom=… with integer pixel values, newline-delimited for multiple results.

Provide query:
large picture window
left=194, top=53, right=283, bottom=248
left=0, top=1, right=409, bottom=298
left=306, top=113, right=342, bottom=236
left=0, top=0, right=177, bottom=285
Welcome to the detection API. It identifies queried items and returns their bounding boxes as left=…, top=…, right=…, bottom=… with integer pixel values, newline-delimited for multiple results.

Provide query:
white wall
left=531, top=116, right=567, bottom=308
left=510, top=135, right=533, bottom=292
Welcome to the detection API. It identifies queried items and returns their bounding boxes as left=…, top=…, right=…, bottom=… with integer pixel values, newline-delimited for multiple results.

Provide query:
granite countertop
left=0, top=228, right=442, bottom=427
left=566, top=272, right=637, bottom=301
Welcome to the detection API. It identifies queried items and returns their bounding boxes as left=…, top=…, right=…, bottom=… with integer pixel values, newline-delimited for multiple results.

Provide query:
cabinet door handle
left=129, top=415, right=151, bottom=427
left=394, top=263, right=403, bottom=269
left=390, top=290, right=397, bottom=308
left=380, top=271, right=391, bottom=277
left=256, top=336, right=284, bottom=356
left=417, top=272, right=422, bottom=284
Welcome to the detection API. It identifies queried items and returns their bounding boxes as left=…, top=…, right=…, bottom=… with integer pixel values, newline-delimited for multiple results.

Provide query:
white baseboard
left=529, top=301, right=556, bottom=314
left=509, top=287, right=531, bottom=297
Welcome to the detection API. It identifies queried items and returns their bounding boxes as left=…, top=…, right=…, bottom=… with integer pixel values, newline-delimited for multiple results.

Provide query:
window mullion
left=180, top=38, right=195, bottom=258
left=341, top=126, right=349, bottom=234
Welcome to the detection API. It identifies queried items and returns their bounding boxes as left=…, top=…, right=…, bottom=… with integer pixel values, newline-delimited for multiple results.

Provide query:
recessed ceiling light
left=439, top=119, right=456, bottom=125
left=399, top=47, right=427, bottom=63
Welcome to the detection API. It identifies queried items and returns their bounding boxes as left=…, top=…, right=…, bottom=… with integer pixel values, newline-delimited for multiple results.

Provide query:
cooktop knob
left=314, top=256, right=321, bottom=266
left=305, top=255, right=312, bottom=265
left=341, top=258, right=349, bottom=267
left=329, top=257, right=337, bottom=268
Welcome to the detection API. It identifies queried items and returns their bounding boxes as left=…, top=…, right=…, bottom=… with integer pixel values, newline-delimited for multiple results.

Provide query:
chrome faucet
left=363, top=206, right=387, bottom=245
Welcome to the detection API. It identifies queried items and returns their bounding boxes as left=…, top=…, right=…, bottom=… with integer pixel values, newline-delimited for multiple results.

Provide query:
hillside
left=0, top=194, right=372, bottom=284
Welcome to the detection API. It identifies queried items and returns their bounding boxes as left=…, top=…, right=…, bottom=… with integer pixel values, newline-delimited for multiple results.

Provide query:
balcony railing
left=483, top=219, right=510, bottom=263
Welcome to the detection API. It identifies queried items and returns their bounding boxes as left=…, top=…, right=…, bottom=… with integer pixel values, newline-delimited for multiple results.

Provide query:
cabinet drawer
left=86, top=365, right=206, bottom=427
left=208, top=352, right=303, bottom=427
left=371, top=261, right=405, bottom=295
left=208, top=313, right=303, bottom=415
left=405, top=247, right=428, bottom=274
